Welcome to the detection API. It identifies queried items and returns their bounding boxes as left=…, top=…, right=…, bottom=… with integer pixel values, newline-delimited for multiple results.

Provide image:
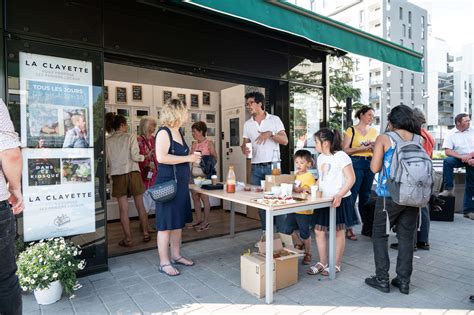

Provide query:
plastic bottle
left=271, top=149, right=281, bottom=175
left=226, top=165, right=236, bottom=193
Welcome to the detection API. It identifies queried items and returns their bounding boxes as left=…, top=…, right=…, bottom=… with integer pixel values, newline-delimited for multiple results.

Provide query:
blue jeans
left=280, top=213, right=312, bottom=240
left=372, top=197, right=419, bottom=284
left=351, top=157, right=375, bottom=232
left=250, top=164, right=286, bottom=232
left=0, top=201, right=22, bottom=315
left=442, top=157, right=474, bottom=214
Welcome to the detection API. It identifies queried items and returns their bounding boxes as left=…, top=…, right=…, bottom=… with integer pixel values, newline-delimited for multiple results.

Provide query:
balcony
left=369, top=94, right=381, bottom=102
left=438, top=81, right=454, bottom=90
left=438, top=117, right=454, bottom=126
left=370, top=77, right=383, bottom=85
left=438, top=105, right=453, bottom=113
left=447, top=54, right=454, bottom=62
left=439, top=95, right=453, bottom=102
left=447, top=65, right=454, bottom=73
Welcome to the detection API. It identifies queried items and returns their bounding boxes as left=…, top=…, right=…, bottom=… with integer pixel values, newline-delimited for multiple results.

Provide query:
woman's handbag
left=148, top=128, right=178, bottom=202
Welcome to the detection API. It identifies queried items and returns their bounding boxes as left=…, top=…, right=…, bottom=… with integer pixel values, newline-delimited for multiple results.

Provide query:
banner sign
left=19, top=52, right=96, bottom=241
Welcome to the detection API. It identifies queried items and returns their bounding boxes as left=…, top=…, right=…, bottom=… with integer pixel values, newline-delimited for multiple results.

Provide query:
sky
left=408, top=0, right=474, bottom=52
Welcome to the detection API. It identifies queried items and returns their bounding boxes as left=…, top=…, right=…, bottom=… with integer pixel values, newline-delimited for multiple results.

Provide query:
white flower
left=33, top=274, right=38, bottom=278
left=59, top=245, right=65, bottom=250
left=25, top=277, right=31, bottom=282
left=42, top=276, right=48, bottom=280
left=78, top=250, right=82, bottom=255
left=68, top=261, right=72, bottom=266
left=39, top=239, right=44, bottom=243
left=30, top=279, right=35, bottom=285
left=39, top=258, right=43, bottom=263
left=52, top=273, right=58, bottom=278
left=55, top=255, right=61, bottom=260
left=49, top=250, right=54, bottom=255
left=73, top=250, right=78, bottom=256
left=21, top=287, right=28, bottom=291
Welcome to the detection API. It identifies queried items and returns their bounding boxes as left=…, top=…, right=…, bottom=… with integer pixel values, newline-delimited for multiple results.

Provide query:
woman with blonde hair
left=155, top=99, right=200, bottom=276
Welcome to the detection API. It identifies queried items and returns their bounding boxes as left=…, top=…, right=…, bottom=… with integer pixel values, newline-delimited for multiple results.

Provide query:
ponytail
left=105, top=112, right=127, bottom=132
left=314, top=128, right=342, bottom=154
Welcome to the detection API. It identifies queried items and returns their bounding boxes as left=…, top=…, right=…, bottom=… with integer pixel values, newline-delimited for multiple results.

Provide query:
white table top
left=189, top=184, right=333, bottom=211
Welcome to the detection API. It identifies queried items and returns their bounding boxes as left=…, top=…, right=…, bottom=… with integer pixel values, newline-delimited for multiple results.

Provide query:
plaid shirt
left=0, top=99, right=21, bottom=201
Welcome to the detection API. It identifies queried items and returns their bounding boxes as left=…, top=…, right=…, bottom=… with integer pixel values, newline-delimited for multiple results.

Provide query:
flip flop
left=307, top=262, right=327, bottom=275
left=158, top=263, right=180, bottom=276
left=118, top=239, right=133, bottom=247
left=143, top=234, right=151, bottom=242
left=171, top=256, right=195, bottom=266
left=196, top=223, right=209, bottom=232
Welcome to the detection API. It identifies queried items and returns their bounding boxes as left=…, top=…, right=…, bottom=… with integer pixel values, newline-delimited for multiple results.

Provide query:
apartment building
left=293, top=0, right=428, bottom=130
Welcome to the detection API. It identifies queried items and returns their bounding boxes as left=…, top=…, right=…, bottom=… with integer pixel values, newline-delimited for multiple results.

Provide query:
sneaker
left=365, top=276, right=390, bottom=293
left=464, top=212, right=474, bottom=220
left=416, top=242, right=430, bottom=250
left=439, top=189, right=454, bottom=197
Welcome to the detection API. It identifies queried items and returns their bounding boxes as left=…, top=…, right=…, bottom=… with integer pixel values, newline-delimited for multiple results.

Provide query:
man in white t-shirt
left=440, top=113, right=474, bottom=219
left=240, top=91, right=288, bottom=236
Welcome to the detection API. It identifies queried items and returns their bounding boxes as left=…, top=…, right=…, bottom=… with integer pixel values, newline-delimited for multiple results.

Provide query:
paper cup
left=271, top=186, right=281, bottom=195
left=260, top=180, right=266, bottom=191
left=211, top=175, right=218, bottom=185
left=310, top=185, right=318, bottom=199
left=245, top=143, right=252, bottom=159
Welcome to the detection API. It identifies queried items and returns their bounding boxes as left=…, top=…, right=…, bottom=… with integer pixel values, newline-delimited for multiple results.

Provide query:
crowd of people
left=1, top=90, right=473, bottom=315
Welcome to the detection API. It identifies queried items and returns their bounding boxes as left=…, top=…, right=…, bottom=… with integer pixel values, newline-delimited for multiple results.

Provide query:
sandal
left=322, top=265, right=341, bottom=276
left=188, top=221, right=203, bottom=229
left=196, top=223, right=209, bottom=232
left=171, top=256, right=195, bottom=266
left=158, top=263, right=180, bottom=276
left=307, top=262, right=327, bottom=275
left=118, top=239, right=133, bottom=247
left=346, top=228, right=358, bottom=241
left=143, top=234, right=151, bottom=242
left=303, top=253, right=312, bottom=265
left=294, top=243, right=305, bottom=251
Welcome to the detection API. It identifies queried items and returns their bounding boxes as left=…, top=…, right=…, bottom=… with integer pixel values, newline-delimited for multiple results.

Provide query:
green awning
left=183, top=0, right=423, bottom=72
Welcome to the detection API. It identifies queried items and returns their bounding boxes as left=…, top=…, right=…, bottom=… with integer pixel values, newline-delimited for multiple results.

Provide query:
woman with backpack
left=365, top=105, right=424, bottom=295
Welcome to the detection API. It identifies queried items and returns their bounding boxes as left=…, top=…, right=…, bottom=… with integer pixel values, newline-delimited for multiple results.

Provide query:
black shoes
left=416, top=242, right=430, bottom=250
left=390, top=243, right=418, bottom=251
left=365, top=276, right=390, bottom=293
left=391, top=277, right=410, bottom=294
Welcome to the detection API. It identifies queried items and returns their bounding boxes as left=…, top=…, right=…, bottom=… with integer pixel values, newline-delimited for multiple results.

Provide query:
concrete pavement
left=22, top=213, right=474, bottom=314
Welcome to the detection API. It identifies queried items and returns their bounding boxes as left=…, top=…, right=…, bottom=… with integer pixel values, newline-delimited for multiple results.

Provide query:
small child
left=281, top=149, right=316, bottom=265
left=307, top=128, right=357, bottom=276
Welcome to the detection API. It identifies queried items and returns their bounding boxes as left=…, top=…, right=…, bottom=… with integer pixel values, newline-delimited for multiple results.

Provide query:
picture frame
left=202, top=92, right=211, bottom=105
left=190, top=94, right=199, bottom=108
left=177, top=93, right=186, bottom=105
left=104, top=86, right=108, bottom=102
left=163, top=91, right=172, bottom=104
left=191, top=113, right=201, bottom=123
left=207, top=127, right=216, bottom=137
left=206, top=114, right=215, bottom=124
left=116, top=87, right=127, bottom=103
left=132, top=85, right=142, bottom=101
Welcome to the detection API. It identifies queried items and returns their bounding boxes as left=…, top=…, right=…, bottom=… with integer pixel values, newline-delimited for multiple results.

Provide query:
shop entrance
left=104, top=61, right=266, bottom=256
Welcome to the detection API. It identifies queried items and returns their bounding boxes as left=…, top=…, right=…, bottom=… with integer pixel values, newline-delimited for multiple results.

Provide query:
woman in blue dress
left=155, top=99, right=200, bottom=276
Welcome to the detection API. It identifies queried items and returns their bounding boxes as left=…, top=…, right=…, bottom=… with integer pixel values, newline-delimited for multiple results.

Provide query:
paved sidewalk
left=23, top=214, right=474, bottom=314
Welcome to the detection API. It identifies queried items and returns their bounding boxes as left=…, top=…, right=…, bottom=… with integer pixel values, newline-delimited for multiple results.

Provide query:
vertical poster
left=19, top=52, right=96, bottom=241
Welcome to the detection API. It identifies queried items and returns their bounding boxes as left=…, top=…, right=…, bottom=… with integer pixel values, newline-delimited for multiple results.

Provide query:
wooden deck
left=107, top=209, right=261, bottom=257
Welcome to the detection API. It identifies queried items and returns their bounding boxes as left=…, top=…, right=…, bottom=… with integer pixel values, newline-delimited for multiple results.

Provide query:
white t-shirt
left=243, top=112, right=285, bottom=164
left=317, top=151, right=352, bottom=198
left=442, top=127, right=474, bottom=155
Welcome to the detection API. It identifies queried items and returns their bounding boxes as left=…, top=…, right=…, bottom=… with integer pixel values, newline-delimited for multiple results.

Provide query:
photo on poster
left=28, top=158, right=61, bottom=186
left=190, top=94, right=199, bottom=108
left=62, top=158, right=92, bottom=184
left=27, top=104, right=61, bottom=148
left=202, top=92, right=211, bottom=105
left=62, top=108, right=89, bottom=148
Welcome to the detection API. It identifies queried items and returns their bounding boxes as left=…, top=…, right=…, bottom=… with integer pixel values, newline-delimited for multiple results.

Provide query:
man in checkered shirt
left=0, top=99, right=23, bottom=315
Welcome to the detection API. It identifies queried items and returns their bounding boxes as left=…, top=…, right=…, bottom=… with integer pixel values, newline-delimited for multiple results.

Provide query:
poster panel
left=19, top=52, right=93, bottom=148
left=22, top=148, right=95, bottom=241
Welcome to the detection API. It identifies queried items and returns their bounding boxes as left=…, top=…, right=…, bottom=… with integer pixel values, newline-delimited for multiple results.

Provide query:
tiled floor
left=23, top=214, right=474, bottom=314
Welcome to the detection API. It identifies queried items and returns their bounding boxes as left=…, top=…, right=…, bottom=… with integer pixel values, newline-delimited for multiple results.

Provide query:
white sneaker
left=439, top=189, right=454, bottom=197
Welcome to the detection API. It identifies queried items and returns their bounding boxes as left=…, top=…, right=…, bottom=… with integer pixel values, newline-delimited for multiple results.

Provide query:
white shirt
left=442, top=127, right=474, bottom=155
left=317, top=151, right=352, bottom=198
left=243, top=112, right=285, bottom=164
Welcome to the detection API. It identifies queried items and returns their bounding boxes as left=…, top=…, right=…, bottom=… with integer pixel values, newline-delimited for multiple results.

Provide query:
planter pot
left=33, top=280, right=63, bottom=305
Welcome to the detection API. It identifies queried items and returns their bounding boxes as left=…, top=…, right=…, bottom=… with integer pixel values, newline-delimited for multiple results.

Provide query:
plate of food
left=252, top=194, right=306, bottom=206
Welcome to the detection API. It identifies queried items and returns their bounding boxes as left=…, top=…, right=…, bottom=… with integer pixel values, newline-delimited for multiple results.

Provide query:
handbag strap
left=160, top=127, right=177, bottom=182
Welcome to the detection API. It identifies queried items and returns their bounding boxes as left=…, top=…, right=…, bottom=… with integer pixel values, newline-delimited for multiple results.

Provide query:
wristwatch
left=271, top=131, right=276, bottom=137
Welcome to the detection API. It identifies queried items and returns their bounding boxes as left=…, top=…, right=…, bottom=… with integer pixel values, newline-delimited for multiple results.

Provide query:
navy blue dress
left=155, top=127, right=192, bottom=231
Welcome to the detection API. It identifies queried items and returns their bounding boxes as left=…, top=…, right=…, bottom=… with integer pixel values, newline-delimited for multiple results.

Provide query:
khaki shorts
left=112, top=171, right=146, bottom=198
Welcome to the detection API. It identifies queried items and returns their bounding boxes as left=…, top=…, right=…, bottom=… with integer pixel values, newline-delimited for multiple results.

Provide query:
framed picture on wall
left=190, top=94, right=199, bottom=108
left=163, top=91, right=172, bottom=104
left=177, top=93, right=186, bottom=104
left=132, top=85, right=142, bottom=101
left=206, top=114, right=215, bottom=124
left=191, top=112, right=200, bottom=123
left=207, top=127, right=216, bottom=137
left=116, top=87, right=127, bottom=103
left=202, top=92, right=211, bottom=105
left=104, top=86, right=108, bottom=102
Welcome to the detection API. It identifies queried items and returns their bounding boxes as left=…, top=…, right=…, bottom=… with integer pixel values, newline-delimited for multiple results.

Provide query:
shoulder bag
left=148, top=128, right=178, bottom=202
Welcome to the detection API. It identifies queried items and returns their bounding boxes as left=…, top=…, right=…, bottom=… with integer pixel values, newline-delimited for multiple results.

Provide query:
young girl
left=189, top=121, right=218, bottom=232
left=307, top=128, right=357, bottom=276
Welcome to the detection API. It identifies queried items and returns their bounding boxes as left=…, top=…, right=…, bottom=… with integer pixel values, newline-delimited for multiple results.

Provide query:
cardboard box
left=265, top=174, right=295, bottom=191
left=256, top=238, right=302, bottom=290
left=240, top=253, right=276, bottom=298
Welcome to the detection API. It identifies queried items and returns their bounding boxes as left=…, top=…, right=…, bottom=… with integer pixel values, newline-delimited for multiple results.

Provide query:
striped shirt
left=0, top=99, right=21, bottom=201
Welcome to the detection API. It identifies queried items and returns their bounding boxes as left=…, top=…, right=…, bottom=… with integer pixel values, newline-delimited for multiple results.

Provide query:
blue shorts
left=281, top=213, right=312, bottom=240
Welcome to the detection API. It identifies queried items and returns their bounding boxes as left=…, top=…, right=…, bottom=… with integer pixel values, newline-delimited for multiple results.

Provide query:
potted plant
left=16, top=237, right=86, bottom=305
